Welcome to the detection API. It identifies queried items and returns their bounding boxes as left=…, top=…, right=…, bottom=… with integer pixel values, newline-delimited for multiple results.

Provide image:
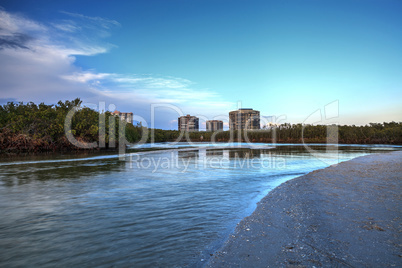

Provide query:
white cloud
left=0, top=8, right=233, bottom=129
left=62, top=72, right=111, bottom=83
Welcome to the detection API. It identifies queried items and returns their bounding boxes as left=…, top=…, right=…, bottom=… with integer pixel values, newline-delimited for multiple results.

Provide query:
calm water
left=0, top=143, right=400, bottom=267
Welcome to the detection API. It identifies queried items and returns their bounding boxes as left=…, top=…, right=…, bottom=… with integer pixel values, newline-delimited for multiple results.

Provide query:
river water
left=0, top=143, right=399, bottom=267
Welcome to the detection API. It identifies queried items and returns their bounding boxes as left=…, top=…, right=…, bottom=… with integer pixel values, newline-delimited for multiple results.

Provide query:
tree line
left=0, top=98, right=143, bottom=152
left=0, top=99, right=401, bottom=153
left=177, top=122, right=401, bottom=144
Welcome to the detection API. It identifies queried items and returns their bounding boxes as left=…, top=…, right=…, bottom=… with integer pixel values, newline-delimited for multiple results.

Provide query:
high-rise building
left=229, top=108, right=260, bottom=130
left=206, top=120, right=223, bottom=132
left=112, top=110, right=133, bottom=124
left=178, top=114, right=199, bottom=132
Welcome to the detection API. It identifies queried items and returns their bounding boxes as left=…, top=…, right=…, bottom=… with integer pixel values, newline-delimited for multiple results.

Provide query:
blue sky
left=0, top=0, right=401, bottom=129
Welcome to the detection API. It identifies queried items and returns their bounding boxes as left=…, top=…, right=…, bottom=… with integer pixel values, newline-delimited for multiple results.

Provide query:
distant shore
left=207, top=151, right=402, bottom=267
left=2, top=100, right=401, bottom=154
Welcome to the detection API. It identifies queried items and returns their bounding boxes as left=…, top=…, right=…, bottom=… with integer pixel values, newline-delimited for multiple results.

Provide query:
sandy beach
left=207, top=151, right=402, bottom=267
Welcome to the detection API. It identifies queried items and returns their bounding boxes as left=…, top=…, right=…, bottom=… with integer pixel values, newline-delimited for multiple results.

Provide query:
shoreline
left=1, top=142, right=400, bottom=156
left=1, top=140, right=401, bottom=155
left=207, top=151, right=402, bottom=267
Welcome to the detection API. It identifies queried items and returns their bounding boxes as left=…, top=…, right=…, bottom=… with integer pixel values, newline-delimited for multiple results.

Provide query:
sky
left=0, top=0, right=401, bottom=129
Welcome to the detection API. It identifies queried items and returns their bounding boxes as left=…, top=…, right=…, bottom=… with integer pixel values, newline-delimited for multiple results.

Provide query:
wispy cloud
left=52, top=20, right=81, bottom=33
left=60, top=11, right=121, bottom=29
left=60, top=72, right=233, bottom=109
left=55, top=67, right=229, bottom=114
left=0, top=9, right=46, bottom=33
left=0, top=7, right=233, bottom=129
left=62, top=72, right=112, bottom=83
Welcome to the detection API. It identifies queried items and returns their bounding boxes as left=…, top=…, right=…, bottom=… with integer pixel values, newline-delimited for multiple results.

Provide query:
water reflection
left=206, top=150, right=223, bottom=156
left=177, top=150, right=200, bottom=160
left=1, top=160, right=127, bottom=187
left=229, top=149, right=261, bottom=158
left=0, top=144, right=400, bottom=267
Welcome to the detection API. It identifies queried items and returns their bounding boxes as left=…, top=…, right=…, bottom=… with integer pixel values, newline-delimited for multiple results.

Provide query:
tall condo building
left=206, top=120, right=223, bottom=131
left=229, top=108, right=260, bottom=130
left=112, top=110, right=134, bottom=124
left=178, top=114, right=199, bottom=132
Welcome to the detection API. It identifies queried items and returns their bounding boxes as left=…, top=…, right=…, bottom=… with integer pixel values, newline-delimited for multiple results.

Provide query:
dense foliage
left=0, top=98, right=401, bottom=152
left=176, top=122, right=402, bottom=144
left=0, top=98, right=143, bottom=152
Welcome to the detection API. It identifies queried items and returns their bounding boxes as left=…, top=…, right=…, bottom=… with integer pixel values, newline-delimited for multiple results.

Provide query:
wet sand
left=207, top=151, right=402, bottom=267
